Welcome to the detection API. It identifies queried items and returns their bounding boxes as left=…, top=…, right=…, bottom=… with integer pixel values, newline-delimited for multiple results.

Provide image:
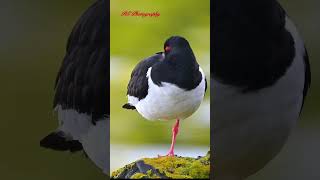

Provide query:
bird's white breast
left=133, top=67, right=206, bottom=121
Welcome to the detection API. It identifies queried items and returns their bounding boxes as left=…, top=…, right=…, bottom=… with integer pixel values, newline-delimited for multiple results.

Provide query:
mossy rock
left=111, top=151, right=210, bottom=179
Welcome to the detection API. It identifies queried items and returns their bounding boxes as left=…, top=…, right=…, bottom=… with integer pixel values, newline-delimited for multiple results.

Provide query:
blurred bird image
left=40, top=0, right=109, bottom=174
left=123, top=36, right=207, bottom=156
left=212, top=0, right=311, bottom=179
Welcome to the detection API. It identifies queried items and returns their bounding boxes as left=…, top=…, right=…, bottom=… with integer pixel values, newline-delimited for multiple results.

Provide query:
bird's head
left=163, top=36, right=192, bottom=55
left=162, top=36, right=196, bottom=65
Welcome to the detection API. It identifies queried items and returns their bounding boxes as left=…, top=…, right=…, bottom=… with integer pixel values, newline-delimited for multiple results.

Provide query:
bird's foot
left=157, top=151, right=175, bottom=157
left=166, top=152, right=175, bottom=157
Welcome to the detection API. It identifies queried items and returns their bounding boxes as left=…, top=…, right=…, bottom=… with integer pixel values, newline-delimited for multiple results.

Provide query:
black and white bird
left=123, top=36, right=207, bottom=156
left=212, top=0, right=311, bottom=179
left=40, top=0, right=109, bottom=174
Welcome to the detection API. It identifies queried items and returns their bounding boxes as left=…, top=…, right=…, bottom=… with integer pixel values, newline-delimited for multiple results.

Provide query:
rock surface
left=111, top=151, right=210, bottom=179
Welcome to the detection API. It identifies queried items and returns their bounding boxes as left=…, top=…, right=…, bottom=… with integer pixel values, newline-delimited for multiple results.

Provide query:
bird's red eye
left=165, top=46, right=171, bottom=52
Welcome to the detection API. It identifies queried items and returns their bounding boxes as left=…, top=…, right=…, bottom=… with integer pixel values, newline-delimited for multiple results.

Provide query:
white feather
left=131, top=67, right=206, bottom=121
left=55, top=105, right=109, bottom=174
left=81, top=120, right=109, bottom=174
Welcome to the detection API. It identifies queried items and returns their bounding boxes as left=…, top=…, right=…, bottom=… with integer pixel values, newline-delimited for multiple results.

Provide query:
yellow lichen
left=130, top=173, right=148, bottom=179
left=143, top=154, right=210, bottom=179
left=111, top=152, right=210, bottom=179
left=111, top=162, right=135, bottom=178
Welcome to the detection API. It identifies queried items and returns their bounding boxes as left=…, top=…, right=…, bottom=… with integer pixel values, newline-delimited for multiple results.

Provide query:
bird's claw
left=157, top=152, right=175, bottom=158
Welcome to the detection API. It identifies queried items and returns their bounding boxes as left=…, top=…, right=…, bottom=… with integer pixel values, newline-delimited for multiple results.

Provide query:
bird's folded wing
left=53, top=0, right=108, bottom=122
left=126, top=54, right=163, bottom=100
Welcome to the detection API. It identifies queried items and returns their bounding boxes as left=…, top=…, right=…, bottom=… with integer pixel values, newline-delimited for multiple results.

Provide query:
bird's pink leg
left=166, top=119, right=180, bottom=156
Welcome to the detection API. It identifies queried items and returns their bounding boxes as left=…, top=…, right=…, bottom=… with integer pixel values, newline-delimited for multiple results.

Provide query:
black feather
left=53, top=0, right=109, bottom=123
left=151, top=36, right=203, bottom=91
left=212, top=0, right=295, bottom=92
left=122, top=103, right=136, bottom=110
left=40, top=132, right=83, bottom=152
left=126, top=54, right=163, bottom=100
left=300, top=48, right=311, bottom=112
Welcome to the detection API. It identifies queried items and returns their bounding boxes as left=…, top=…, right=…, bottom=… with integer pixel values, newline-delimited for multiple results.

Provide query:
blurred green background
left=0, top=0, right=319, bottom=179
left=110, top=0, right=210, bottom=172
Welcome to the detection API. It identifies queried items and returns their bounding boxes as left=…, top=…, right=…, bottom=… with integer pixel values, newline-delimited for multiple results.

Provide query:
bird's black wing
left=301, top=48, right=311, bottom=112
left=123, top=53, right=163, bottom=109
left=205, top=77, right=207, bottom=93
left=53, top=0, right=108, bottom=123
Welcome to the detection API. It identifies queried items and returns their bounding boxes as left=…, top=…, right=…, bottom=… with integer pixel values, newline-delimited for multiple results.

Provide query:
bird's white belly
left=135, top=68, right=206, bottom=121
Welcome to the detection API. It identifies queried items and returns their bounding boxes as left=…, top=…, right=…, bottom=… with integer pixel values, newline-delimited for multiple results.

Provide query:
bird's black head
left=162, top=36, right=197, bottom=65
left=163, top=36, right=192, bottom=55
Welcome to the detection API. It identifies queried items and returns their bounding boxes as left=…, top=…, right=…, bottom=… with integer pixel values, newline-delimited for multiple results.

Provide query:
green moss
left=145, top=169, right=161, bottom=178
left=111, top=151, right=210, bottom=179
left=111, top=162, right=135, bottom=178
left=130, top=173, right=148, bottom=179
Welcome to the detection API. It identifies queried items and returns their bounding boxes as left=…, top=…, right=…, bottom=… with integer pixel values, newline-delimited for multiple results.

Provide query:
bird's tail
left=122, top=103, right=136, bottom=110
left=40, top=131, right=83, bottom=152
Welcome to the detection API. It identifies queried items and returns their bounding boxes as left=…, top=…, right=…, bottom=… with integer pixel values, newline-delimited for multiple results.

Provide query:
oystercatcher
left=123, top=36, right=207, bottom=156
left=212, top=0, right=311, bottom=179
left=40, top=0, right=109, bottom=174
